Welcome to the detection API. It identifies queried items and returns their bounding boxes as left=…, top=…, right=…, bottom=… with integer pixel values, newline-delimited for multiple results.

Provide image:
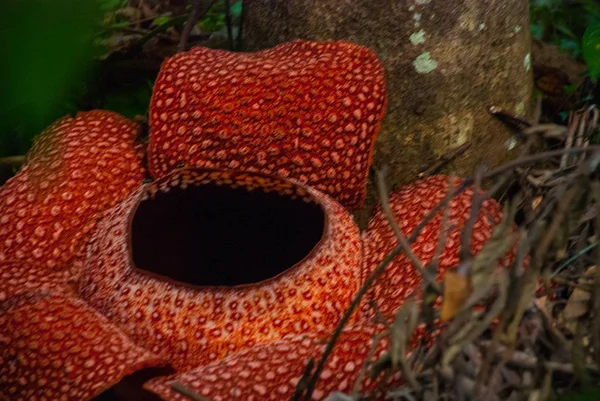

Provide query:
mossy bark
left=242, top=0, right=534, bottom=217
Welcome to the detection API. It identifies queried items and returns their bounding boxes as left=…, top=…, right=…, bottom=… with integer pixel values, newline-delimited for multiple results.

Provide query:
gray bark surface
left=242, top=0, right=533, bottom=222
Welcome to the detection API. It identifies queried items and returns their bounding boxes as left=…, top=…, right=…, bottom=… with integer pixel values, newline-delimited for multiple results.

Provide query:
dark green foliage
left=0, top=0, right=104, bottom=156
left=558, top=387, right=600, bottom=401
left=530, top=0, right=600, bottom=59
left=199, top=0, right=242, bottom=32
left=0, top=0, right=241, bottom=159
left=583, top=23, right=600, bottom=80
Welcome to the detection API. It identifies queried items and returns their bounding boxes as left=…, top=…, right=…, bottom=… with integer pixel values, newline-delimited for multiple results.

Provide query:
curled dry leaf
left=390, top=297, right=420, bottom=369
left=440, top=269, right=471, bottom=322
left=441, top=202, right=517, bottom=322
left=563, top=265, right=596, bottom=333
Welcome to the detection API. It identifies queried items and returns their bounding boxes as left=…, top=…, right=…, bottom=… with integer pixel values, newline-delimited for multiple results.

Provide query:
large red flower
left=1, top=42, right=511, bottom=401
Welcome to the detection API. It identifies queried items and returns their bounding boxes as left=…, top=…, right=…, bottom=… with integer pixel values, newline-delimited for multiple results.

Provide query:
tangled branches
left=296, top=105, right=600, bottom=401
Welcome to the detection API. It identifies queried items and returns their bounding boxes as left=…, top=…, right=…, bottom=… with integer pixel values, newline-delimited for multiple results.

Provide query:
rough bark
left=242, top=0, right=534, bottom=214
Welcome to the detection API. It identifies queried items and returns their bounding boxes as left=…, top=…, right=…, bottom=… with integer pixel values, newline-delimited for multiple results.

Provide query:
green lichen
left=515, top=101, right=525, bottom=116
left=415, top=0, right=432, bottom=4
left=413, top=52, right=438, bottom=73
left=410, top=30, right=426, bottom=45
left=524, top=53, right=531, bottom=72
left=504, top=136, right=519, bottom=151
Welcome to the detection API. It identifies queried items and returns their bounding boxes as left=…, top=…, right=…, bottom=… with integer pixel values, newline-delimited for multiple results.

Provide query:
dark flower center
left=131, top=180, right=325, bottom=286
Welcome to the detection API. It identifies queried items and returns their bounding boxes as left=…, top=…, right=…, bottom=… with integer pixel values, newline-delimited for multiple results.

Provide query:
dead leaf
left=440, top=270, right=471, bottom=322
left=563, top=266, right=596, bottom=333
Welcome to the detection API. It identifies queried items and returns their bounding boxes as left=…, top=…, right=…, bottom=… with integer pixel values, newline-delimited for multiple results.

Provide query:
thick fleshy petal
left=144, top=326, right=398, bottom=401
left=0, top=110, right=146, bottom=277
left=79, top=168, right=362, bottom=371
left=0, top=291, right=169, bottom=401
left=148, top=40, right=386, bottom=210
left=359, top=175, right=507, bottom=321
left=0, top=261, right=74, bottom=302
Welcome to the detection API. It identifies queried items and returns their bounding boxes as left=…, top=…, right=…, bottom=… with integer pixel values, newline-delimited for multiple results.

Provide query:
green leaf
left=558, top=387, right=600, bottom=401
left=558, top=112, right=570, bottom=122
left=582, top=23, right=600, bottom=80
left=231, top=1, right=242, bottom=19
left=563, top=84, right=578, bottom=95
left=153, top=15, right=170, bottom=26
left=99, top=0, right=127, bottom=11
left=559, top=38, right=581, bottom=57
left=530, top=24, right=545, bottom=40
left=0, top=0, right=104, bottom=155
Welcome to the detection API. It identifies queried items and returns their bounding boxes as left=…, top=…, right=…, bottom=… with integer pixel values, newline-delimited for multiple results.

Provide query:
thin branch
left=429, top=176, right=456, bottom=273
left=376, top=167, right=440, bottom=293
left=408, top=145, right=600, bottom=248
left=418, top=142, right=472, bottom=179
left=0, top=155, right=25, bottom=167
left=301, top=243, right=407, bottom=400
left=171, top=382, right=213, bottom=401
left=178, top=0, right=219, bottom=51
left=290, top=357, right=315, bottom=401
left=459, top=166, right=485, bottom=265
left=224, top=0, right=234, bottom=50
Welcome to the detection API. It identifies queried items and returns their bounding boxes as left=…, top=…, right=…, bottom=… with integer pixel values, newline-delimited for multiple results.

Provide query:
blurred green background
left=0, top=0, right=104, bottom=156
left=0, top=0, right=241, bottom=161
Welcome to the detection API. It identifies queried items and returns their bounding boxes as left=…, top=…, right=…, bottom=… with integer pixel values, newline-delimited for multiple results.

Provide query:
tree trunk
left=242, top=0, right=533, bottom=220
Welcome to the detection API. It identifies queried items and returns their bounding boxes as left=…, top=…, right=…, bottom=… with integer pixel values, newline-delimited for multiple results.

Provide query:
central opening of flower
left=131, top=180, right=325, bottom=286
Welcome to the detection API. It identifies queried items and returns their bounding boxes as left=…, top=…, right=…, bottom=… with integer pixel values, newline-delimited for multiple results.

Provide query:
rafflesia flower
left=1, top=41, right=511, bottom=401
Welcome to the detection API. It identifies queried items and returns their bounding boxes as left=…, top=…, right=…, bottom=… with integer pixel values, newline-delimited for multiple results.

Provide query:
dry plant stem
left=171, top=382, right=212, bottom=401
left=407, top=143, right=596, bottom=247
left=523, top=124, right=567, bottom=139
left=0, top=155, right=25, bottom=167
left=351, top=332, right=388, bottom=396
left=488, top=106, right=533, bottom=131
left=369, top=300, right=392, bottom=329
left=533, top=184, right=581, bottom=270
left=479, top=341, right=600, bottom=373
left=223, top=0, right=234, bottom=50
left=503, top=184, right=579, bottom=348
left=178, top=0, right=219, bottom=51
left=424, top=178, right=455, bottom=329
left=291, top=357, right=315, bottom=401
left=390, top=299, right=421, bottom=391
left=579, top=106, right=598, bottom=164
left=376, top=168, right=440, bottom=293
left=303, top=146, right=599, bottom=401
left=298, top=242, right=406, bottom=401
left=574, top=112, right=586, bottom=151
left=301, top=170, right=445, bottom=400
left=561, top=111, right=579, bottom=168
left=591, top=181, right=600, bottom=368
left=431, top=177, right=456, bottom=272
left=131, top=13, right=190, bottom=48
left=459, top=167, right=484, bottom=270
left=418, top=142, right=472, bottom=178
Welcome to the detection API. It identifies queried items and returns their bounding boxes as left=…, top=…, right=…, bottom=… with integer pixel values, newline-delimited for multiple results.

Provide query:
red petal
left=359, top=175, right=506, bottom=321
left=0, top=110, right=146, bottom=278
left=78, top=168, right=362, bottom=370
left=0, top=292, right=169, bottom=401
left=0, top=261, right=74, bottom=302
left=148, top=40, right=387, bottom=210
left=144, top=326, right=397, bottom=401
